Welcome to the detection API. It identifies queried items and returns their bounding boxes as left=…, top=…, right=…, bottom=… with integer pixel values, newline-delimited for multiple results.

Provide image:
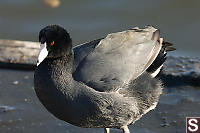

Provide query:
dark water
left=0, top=0, right=200, bottom=56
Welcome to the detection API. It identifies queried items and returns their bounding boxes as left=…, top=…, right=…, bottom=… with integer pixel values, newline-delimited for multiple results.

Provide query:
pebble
left=170, top=120, right=177, bottom=126
left=0, top=105, right=15, bottom=113
left=13, top=81, right=19, bottom=85
left=24, top=76, right=29, bottom=79
left=58, top=123, right=63, bottom=126
left=24, top=98, right=28, bottom=102
left=160, top=122, right=170, bottom=127
left=8, top=120, right=13, bottom=123
left=17, top=118, right=23, bottom=122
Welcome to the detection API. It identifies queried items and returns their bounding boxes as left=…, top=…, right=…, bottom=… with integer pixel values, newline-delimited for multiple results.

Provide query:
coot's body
left=34, top=25, right=175, bottom=133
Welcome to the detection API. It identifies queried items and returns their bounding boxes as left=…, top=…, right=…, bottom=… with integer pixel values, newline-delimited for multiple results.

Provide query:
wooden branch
left=0, top=39, right=39, bottom=70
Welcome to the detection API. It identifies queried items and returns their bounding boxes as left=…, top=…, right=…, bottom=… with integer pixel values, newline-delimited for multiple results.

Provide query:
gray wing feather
left=73, top=26, right=162, bottom=92
left=73, top=38, right=102, bottom=72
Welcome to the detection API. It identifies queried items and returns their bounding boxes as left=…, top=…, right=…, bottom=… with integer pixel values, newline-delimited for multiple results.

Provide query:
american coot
left=34, top=25, right=175, bottom=133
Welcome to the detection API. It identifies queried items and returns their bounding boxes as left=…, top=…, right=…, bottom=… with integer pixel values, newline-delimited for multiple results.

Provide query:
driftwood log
left=0, top=39, right=199, bottom=86
left=0, top=39, right=39, bottom=70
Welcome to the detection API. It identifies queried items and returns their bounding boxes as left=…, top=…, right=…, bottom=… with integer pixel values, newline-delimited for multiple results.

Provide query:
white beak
left=37, top=42, right=48, bottom=66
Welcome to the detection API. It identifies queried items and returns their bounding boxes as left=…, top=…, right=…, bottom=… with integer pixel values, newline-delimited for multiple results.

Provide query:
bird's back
left=73, top=26, right=162, bottom=92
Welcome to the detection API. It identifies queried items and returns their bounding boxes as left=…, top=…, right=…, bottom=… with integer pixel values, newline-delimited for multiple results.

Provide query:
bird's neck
left=36, top=53, right=75, bottom=98
left=34, top=54, right=75, bottom=121
left=50, top=53, right=73, bottom=75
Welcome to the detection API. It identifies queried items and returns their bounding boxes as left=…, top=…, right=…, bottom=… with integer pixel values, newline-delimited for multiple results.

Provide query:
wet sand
left=0, top=62, right=200, bottom=133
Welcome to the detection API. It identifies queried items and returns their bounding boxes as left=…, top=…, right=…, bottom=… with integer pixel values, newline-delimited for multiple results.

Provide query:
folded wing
left=73, top=26, right=162, bottom=92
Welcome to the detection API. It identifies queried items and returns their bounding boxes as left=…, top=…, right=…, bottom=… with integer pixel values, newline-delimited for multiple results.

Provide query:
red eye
left=50, top=41, right=55, bottom=46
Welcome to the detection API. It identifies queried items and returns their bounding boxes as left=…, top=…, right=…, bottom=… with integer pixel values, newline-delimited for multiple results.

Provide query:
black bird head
left=37, top=25, right=72, bottom=65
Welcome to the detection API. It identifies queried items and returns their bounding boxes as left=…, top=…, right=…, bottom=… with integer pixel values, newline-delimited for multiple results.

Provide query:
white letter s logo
left=188, top=119, right=198, bottom=132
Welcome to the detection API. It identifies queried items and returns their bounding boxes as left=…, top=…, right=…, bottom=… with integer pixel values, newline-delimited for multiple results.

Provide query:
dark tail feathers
left=146, top=41, right=176, bottom=76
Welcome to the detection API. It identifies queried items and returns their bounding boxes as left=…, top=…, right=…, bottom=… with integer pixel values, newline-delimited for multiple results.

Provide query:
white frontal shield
left=37, top=42, right=48, bottom=66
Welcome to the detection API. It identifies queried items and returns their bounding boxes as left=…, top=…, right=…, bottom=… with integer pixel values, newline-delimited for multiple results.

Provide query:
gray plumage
left=34, top=25, right=170, bottom=133
left=73, top=26, right=161, bottom=92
